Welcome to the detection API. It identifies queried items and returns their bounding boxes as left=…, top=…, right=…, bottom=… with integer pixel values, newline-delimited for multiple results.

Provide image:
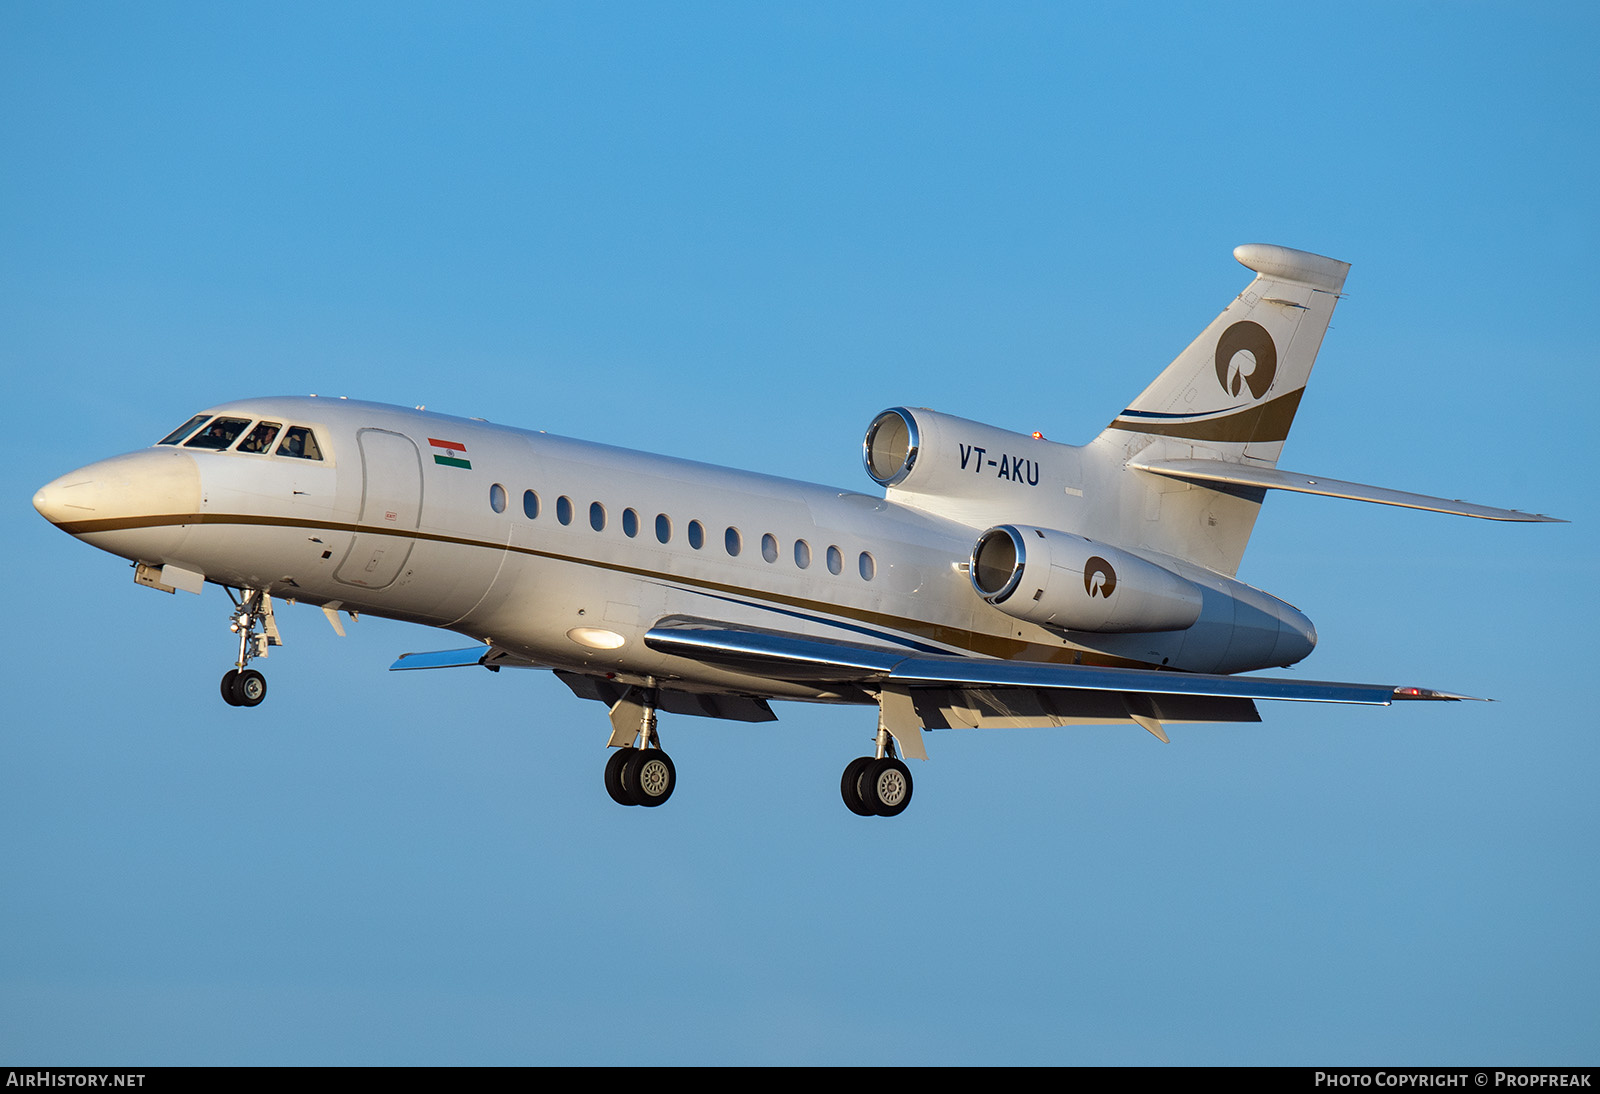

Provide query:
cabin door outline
left=334, top=429, right=423, bottom=589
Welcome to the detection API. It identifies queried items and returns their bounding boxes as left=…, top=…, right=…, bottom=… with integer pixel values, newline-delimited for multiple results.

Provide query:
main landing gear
left=596, top=683, right=918, bottom=814
left=220, top=588, right=279, bottom=707
left=604, top=685, right=676, bottom=807
left=840, top=721, right=914, bottom=817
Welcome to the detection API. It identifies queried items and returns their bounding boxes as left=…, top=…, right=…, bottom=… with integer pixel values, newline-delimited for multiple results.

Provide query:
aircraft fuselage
left=33, top=395, right=1316, bottom=707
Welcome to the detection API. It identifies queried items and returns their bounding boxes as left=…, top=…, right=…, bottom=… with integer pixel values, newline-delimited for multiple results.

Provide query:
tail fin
left=1091, top=244, right=1350, bottom=576
left=1099, top=243, right=1349, bottom=467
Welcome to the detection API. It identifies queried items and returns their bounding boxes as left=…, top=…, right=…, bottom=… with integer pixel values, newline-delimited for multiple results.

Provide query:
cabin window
left=276, top=426, right=323, bottom=460
left=590, top=502, right=606, bottom=531
left=523, top=490, right=540, bottom=519
left=859, top=551, right=875, bottom=581
left=688, top=520, right=705, bottom=550
left=157, top=414, right=211, bottom=446
left=794, top=540, right=811, bottom=569
left=827, top=545, right=843, bottom=575
left=761, top=533, right=778, bottom=563
left=622, top=508, right=639, bottom=537
left=238, top=422, right=281, bottom=454
left=655, top=514, right=672, bottom=544
left=185, top=417, right=252, bottom=450
left=725, top=527, right=742, bottom=556
left=490, top=483, right=508, bottom=514
left=557, top=496, right=573, bottom=525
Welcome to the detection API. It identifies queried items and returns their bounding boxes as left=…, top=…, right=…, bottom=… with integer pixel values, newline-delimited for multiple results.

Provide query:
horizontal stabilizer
left=1129, top=458, right=1564, bottom=522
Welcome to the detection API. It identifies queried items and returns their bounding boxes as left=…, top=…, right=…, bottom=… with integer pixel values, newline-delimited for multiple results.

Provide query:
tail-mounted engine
left=970, top=525, right=1203, bottom=634
left=862, top=407, right=1074, bottom=525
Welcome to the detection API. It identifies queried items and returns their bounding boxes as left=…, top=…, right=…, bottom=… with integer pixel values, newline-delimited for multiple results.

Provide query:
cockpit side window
left=157, top=414, right=211, bottom=446
left=184, top=417, right=253, bottom=450
left=238, top=422, right=282, bottom=454
left=276, top=426, right=323, bottom=460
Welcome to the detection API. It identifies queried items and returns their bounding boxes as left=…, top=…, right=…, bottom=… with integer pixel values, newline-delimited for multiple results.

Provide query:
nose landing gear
left=220, top=589, right=279, bottom=707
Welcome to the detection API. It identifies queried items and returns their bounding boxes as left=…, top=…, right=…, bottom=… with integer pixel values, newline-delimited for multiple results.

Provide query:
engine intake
left=970, top=525, right=1203, bottom=634
left=862, top=408, right=920, bottom=487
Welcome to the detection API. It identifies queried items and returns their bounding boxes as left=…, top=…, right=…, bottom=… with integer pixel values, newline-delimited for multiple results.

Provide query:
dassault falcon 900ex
left=33, top=244, right=1561, bottom=816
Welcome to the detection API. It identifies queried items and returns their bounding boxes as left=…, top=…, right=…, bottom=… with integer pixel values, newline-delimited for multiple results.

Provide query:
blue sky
left=3, top=1, right=1595, bottom=1064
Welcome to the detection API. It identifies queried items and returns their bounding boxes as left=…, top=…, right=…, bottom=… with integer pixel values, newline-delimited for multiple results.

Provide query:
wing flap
left=553, top=670, right=777, bottom=723
left=907, top=685, right=1259, bottom=730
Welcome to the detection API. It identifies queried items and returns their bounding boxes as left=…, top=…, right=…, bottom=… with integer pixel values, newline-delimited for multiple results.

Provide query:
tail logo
left=1084, top=557, right=1117, bottom=599
left=1214, top=321, right=1277, bottom=400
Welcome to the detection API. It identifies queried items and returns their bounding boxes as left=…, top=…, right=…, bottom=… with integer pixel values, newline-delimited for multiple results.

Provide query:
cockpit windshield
left=156, top=414, right=211, bottom=446
left=184, top=417, right=254, bottom=450
left=155, top=412, right=325, bottom=459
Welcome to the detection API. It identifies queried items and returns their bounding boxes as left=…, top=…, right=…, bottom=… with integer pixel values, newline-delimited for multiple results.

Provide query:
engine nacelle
left=861, top=407, right=1078, bottom=527
left=970, top=525, right=1203, bottom=634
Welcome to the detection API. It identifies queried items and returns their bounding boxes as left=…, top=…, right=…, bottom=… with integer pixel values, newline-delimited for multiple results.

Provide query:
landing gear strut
left=841, top=717, right=913, bottom=817
left=220, top=588, right=279, bottom=707
left=605, top=683, right=676, bottom=807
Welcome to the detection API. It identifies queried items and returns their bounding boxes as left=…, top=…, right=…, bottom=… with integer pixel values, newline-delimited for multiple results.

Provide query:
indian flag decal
left=429, top=437, right=471, bottom=469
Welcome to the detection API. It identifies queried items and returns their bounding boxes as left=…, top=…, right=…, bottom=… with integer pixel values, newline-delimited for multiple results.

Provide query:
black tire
left=840, top=756, right=876, bottom=816
left=220, top=670, right=241, bottom=706
left=862, top=757, right=913, bottom=817
left=233, top=668, right=267, bottom=707
left=605, top=747, right=638, bottom=806
left=628, top=749, right=676, bottom=807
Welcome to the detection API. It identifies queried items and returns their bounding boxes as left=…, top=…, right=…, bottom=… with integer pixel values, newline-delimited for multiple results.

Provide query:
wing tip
left=388, top=646, right=492, bottom=671
left=1391, top=686, right=1490, bottom=703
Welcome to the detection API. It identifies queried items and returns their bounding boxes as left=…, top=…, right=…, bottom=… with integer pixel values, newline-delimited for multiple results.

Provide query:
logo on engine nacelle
left=1214, top=320, right=1277, bottom=400
left=1084, top=556, right=1117, bottom=599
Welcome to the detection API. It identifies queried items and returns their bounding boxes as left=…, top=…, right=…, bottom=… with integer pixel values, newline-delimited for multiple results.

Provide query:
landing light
left=568, top=627, right=627, bottom=650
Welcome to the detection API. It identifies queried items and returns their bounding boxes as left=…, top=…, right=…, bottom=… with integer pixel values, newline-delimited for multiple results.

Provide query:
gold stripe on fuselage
left=56, top=510, right=1152, bottom=670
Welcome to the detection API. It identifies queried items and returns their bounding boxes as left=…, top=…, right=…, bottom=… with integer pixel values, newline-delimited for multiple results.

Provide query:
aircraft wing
left=392, top=624, right=1478, bottom=705
left=390, top=645, right=544, bottom=671
left=641, top=619, right=1478, bottom=704
left=390, top=620, right=1475, bottom=753
left=1128, top=457, right=1565, bottom=522
left=641, top=618, right=1477, bottom=753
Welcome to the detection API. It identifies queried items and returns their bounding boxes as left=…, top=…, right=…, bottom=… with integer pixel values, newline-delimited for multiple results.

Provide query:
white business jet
left=33, top=244, right=1559, bottom=816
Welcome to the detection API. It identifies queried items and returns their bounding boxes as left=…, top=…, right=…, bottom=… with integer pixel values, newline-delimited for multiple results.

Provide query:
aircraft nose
left=34, top=449, right=203, bottom=535
left=34, top=471, right=99, bottom=526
